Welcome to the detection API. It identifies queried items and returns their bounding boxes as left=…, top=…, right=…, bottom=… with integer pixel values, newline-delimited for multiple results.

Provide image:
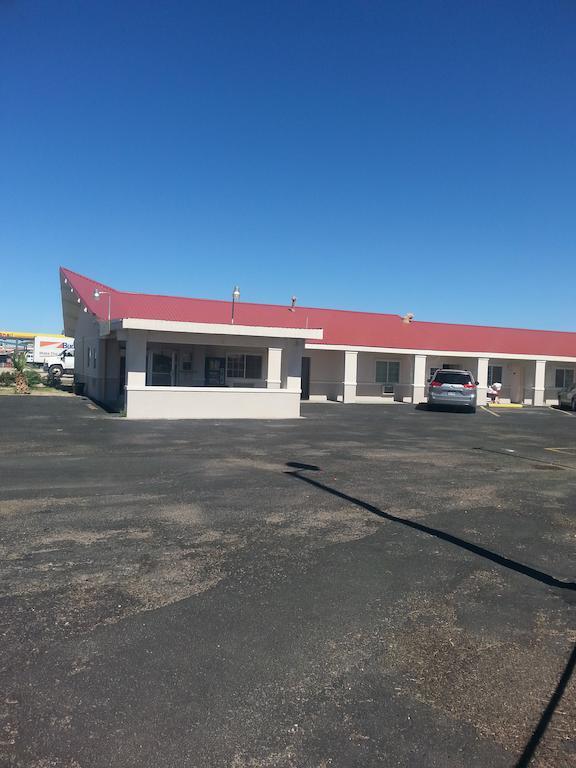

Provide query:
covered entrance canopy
left=60, top=269, right=323, bottom=419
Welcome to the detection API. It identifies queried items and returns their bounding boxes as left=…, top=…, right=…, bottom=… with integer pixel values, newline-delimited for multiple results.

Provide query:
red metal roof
left=61, top=267, right=576, bottom=357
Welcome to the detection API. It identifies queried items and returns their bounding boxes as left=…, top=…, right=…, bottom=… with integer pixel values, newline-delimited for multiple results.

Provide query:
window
left=181, top=352, right=193, bottom=372
left=148, top=352, right=174, bottom=386
left=376, top=361, right=400, bottom=393
left=429, top=364, right=458, bottom=379
left=93, top=347, right=97, bottom=369
left=555, top=369, right=575, bottom=389
left=226, top=354, right=244, bottom=378
left=488, top=365, right=503, bottom=386
left=375, top=360, right=400, bottom=385
left=87, top=347, right=91, bottom=367
left=432, top=370, right=473, bottom=385
left=226, top=354, right=262, bottom=380
left=245, top=355, right=262, bottom=379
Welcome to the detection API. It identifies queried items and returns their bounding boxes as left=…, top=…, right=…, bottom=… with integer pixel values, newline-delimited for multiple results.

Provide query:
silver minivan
left=558, top=383, right=576, bottom=411
left=427, top=369, right=478, bottom=413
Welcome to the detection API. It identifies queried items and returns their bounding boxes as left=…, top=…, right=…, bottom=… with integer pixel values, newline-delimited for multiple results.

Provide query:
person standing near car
left=487, top=381, right=502, bottom=404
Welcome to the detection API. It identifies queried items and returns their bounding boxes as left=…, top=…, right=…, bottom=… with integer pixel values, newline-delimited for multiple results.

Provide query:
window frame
left=375, top=360, right=400, bottom=390
left=225, top=353, right=263, bottom=381
left=555, top=368, right=575, bottom=389
left=487, top=365, right=503, bottom=386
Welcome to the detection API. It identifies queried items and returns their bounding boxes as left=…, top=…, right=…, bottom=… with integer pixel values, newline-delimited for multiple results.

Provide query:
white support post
left=343, top=350, right=358, bottom=403
left=285, top=340, right=304, bottom=392
left=477, top=357, right=489, bottom=406
left=125, top=330, right=147, bottom=389
left=267, top=347, right=282, bottom=389
left=412, top=354, right=427, bottom=404
left=534, top=360, right=546, bottom=406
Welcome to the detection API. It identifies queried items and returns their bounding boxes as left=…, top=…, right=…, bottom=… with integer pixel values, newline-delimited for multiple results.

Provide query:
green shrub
left=25, top=369, right=42, bottom=387
left=0, top=371, right=16, bottom=387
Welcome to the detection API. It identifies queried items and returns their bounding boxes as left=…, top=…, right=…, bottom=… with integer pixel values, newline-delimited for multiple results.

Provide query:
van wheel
left=572, top=398, right=576, bottom=412
left=470, top=406, right=477, bottom=414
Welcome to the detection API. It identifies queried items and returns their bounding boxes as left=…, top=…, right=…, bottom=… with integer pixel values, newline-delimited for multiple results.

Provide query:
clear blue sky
left=1, top=1, right=575, bottom=333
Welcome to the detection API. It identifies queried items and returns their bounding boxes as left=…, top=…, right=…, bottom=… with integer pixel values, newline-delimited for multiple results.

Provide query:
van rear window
left=433, top=371, right=472, bottom=384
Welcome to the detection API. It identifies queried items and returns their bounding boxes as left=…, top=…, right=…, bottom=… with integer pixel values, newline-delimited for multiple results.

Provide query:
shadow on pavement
left=514, top=642, right=576, bottom=768
left=285, top=461, right=576, bottom=767
left=284, top=462, right=575, bottom=592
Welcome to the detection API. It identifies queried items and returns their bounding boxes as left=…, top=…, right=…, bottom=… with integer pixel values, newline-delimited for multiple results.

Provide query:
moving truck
left=33, top=336, right=75, bottom=377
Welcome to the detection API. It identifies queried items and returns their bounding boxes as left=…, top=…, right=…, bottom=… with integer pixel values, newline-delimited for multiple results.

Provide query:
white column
left=267, top=347, right=282, bottom=388
left=412, top=354, right=427, bottom=403
left=125, top=330, right=147, bottom=389
left=476, top=357, right=489, bottom=406
left=343, top=350, right=358, bottom=403
left=534, top=360, right=546, bottom=406
left=286, top=340, right=303, bottom=392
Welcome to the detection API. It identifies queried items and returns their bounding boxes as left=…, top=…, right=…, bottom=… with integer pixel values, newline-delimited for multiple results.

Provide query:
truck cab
left=47, top=349, right=75, bottom=379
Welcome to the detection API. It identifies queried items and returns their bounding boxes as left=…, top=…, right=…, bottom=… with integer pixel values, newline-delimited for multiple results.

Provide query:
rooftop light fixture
left=231, top=285, right=240, bottom=324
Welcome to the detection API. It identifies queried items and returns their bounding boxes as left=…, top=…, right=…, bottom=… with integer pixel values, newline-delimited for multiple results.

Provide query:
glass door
left=148, top=351, right=175, bottom=386
left=205, top=357, right=226, bottom=386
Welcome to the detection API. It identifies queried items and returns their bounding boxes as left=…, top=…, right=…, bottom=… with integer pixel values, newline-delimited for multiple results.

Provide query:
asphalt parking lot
left=1, top=397, right=575, bottom=768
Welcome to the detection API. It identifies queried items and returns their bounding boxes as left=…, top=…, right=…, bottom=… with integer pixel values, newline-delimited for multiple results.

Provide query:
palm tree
left=12, top=352, right=30, bottom=394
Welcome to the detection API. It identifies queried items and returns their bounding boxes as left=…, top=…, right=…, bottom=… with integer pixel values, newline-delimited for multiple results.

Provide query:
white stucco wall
left=307, top=349, right=344, bottom=401
left=356, top=352, right=412, bottom=401
left=544, top=363, right=576, bottom=404
left=125, top=387, right=301, bottom=419
left=72, top=310, right=106, bottom=402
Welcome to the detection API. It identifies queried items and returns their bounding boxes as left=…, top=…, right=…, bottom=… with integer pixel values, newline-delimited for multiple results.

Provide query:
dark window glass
left=433, top=371, right=472, bottom=384
left=245, top=355, right=262, bottom=379
left=556, top=369, right=575, bottom=388
left=388, top=361, right=400, bottom=383
left=376, top=361, right=400, bottom=384
left=226, top=354, right=262, bottom=379
left=227, top=354, right=244, bottom=378
left=488, top=366, right=503, bottom=386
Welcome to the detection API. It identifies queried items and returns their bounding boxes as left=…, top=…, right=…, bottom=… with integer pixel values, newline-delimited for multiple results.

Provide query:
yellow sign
left=0, top=331, right=65, bottom=340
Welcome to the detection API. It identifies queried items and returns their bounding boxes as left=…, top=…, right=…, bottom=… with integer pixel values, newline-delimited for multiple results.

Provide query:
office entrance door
left=301, top=357, right=311, bottom=400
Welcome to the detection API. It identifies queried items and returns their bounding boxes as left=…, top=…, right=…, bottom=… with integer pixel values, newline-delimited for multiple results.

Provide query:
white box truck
left=33, top=336, right=75, bottom=377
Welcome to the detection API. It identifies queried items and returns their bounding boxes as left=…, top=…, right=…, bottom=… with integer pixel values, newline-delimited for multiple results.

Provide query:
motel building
left=60, top=268, right=576, bottom=419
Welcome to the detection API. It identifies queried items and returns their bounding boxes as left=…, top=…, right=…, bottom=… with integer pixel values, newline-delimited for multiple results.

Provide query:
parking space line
left=480, top=406, right=501, bottom=418
left=545, top=447, right=576, bottom=454
left=548, top=406, right=576, bottom=417
left=474, top=446, right=576, bottom=471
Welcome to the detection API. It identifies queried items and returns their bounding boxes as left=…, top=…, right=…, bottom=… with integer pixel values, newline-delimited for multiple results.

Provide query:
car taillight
left=463, top=382, right=476, bottom=389
left=430, top=381, right=442, bottom=387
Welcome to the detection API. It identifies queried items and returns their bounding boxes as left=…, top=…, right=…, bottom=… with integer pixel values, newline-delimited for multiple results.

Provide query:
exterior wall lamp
left=93, top=289, right=112, bottom=334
